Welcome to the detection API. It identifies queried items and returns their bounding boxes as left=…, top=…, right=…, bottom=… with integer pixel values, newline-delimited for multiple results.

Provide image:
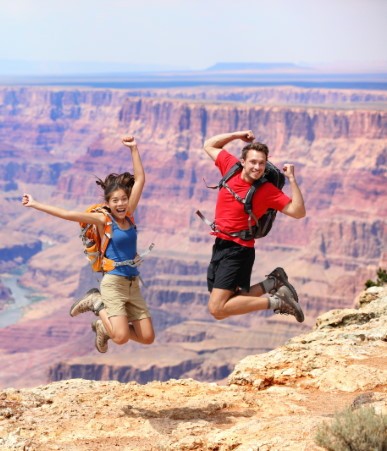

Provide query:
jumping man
left=202, top=130, right=306, bottom=322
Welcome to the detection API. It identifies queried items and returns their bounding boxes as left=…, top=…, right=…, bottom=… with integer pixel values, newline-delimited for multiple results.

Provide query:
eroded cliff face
left=0, top=85, right=385, bottom=388
left=122, top=85, right=387, bottom=106
left=0, top=286, right=385, bottom=451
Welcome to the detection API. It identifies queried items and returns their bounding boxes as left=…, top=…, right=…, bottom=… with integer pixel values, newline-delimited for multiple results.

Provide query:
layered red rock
left=0, top=85, right=385, bottom=388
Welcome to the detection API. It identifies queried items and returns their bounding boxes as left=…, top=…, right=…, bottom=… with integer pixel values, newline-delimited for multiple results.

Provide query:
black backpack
left=196, top=161, right=285, bottom=241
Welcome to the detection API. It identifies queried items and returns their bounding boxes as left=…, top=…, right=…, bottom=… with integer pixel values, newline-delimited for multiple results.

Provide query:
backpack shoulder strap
left=244, top=177, right=268, bottom=214
left=243, top=160, right=285, bottom=214
left=204, top=162, right=243, bottom=189
left=98, top=209, right=113, bottom=257
left=219, top=162, right=243, bottom=187
left=125, top=214, right=136, bottom=227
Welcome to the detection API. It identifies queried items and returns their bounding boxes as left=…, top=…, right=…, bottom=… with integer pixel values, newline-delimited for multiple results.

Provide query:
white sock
left=268, top=295, right=280, bottom=310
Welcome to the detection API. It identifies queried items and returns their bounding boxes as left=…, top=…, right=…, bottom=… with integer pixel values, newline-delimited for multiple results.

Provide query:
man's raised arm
left=281, top=164, right=306, bottom=219
left=203, top=130, right=255, bottom=161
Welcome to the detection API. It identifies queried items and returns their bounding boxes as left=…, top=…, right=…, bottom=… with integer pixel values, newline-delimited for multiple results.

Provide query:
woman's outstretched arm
left=22, top=194, right=106, bottom=225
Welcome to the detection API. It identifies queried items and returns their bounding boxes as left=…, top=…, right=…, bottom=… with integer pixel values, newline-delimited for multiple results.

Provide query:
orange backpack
left=79, top=204, right=135, bottom=272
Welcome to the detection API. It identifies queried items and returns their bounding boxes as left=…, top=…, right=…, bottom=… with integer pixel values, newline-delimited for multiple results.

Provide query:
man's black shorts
left=207, top=238, right=255, bottom=292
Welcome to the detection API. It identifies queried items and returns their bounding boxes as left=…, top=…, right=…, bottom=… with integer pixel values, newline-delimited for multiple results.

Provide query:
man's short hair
left=241, top=142, right=269, bottom=160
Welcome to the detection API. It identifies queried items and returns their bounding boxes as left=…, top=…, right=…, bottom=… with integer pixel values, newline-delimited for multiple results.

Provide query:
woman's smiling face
left=107, top=188, right=129, bottom=220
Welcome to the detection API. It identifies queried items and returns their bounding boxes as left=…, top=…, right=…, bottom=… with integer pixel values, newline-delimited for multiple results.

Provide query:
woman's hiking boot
left=270, top=286, right=304, bottom=323
left=266, top=267, right=299, bottom=302
left=69, top=288, right=104, bottom=317
left=91, top=320, right=110, bottom=353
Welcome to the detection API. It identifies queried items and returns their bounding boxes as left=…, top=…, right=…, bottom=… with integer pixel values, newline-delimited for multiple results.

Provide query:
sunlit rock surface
left=0, top=286, right=386, bottom=450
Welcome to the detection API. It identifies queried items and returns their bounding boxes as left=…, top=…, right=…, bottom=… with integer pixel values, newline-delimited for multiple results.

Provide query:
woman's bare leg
left=129, top=318, right=155, bottom=345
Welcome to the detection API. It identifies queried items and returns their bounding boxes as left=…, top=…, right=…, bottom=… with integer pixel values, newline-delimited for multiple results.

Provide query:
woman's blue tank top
left=105, top=218, right=139, bottom=277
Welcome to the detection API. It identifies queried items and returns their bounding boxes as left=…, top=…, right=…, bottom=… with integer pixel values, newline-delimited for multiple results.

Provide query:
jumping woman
left=22, top=135, right=155, bottom=353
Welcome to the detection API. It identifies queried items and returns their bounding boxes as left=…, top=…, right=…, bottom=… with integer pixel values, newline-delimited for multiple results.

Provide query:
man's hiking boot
left=271, top=286, right=304, bottom=323
left=91, top=320, right=109, bottom=353
left=266, top=267, right=299, bottom=302
left=69, top=288, right=104, bottom=317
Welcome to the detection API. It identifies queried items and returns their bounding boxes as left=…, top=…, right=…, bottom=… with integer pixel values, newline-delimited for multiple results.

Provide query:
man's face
left=241, top=150, right=267, bottom=182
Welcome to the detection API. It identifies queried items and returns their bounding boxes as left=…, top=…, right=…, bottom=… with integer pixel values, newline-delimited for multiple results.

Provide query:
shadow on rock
left=121, top=402, right=255, bottom=433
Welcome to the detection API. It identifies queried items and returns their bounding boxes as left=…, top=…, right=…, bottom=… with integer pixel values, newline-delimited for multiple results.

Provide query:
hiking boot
left=69, top=288, right=104, bottom=317
left=91, top=320, right=109, bottom=353
left=266, top=267, right=299, bottom=302
left=272, top=286, right=304, bottom=323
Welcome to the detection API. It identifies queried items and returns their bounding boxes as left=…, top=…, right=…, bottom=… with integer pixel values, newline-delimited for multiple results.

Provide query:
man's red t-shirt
left=213, top=149, right=291, bottom=248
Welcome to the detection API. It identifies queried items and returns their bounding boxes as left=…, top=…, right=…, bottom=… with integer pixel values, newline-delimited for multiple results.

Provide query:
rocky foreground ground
left=0, top=286, right=386, bottom=450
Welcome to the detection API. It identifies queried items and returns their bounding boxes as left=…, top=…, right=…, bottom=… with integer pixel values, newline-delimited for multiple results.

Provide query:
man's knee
left=208, top=289, right=233, bottom=320
left=208, top=301, right=226, bottom=320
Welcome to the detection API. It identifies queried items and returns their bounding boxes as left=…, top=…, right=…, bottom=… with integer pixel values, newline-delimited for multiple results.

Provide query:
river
left=0, top=274, right=35, bottom=328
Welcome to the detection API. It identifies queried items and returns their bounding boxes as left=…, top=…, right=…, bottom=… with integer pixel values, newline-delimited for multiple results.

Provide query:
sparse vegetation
left=365, top=268, right=387, bottom=289
left=315, top=406, right=387, bottom=451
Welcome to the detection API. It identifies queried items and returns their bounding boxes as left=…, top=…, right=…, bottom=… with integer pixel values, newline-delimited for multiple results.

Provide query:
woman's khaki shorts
left=100, top=274, right=151, bottom=321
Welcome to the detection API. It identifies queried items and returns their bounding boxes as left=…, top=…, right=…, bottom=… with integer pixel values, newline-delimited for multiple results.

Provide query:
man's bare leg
left=208, top=284, right=304, bottom=322
left=234, top=267, right=299, bottom=301
left=208, top=288, right=269, bottom=320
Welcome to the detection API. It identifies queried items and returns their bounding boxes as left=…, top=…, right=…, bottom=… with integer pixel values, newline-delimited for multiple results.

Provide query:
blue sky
left=1, top=0, right=386, bottom=71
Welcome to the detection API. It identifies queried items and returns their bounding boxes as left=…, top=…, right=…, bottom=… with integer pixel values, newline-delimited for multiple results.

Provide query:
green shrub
left=365, top=268, right=387, bottom=289
left=315, top=406, right=387, bottom=451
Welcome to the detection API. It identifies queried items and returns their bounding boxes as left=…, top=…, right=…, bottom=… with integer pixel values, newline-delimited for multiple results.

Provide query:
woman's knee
left=141, top=332, right=155, bottom=345
left=111, top=331, right=130, bottom=345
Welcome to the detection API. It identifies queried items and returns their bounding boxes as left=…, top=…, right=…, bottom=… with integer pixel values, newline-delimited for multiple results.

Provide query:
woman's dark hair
left=95, top=172, right=135, bottom=201
left=241, top=142, right=269, bottom=160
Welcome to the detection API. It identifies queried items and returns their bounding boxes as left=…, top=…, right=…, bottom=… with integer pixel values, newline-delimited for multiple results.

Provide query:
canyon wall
left=0, top=85, right=385, bottom=388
